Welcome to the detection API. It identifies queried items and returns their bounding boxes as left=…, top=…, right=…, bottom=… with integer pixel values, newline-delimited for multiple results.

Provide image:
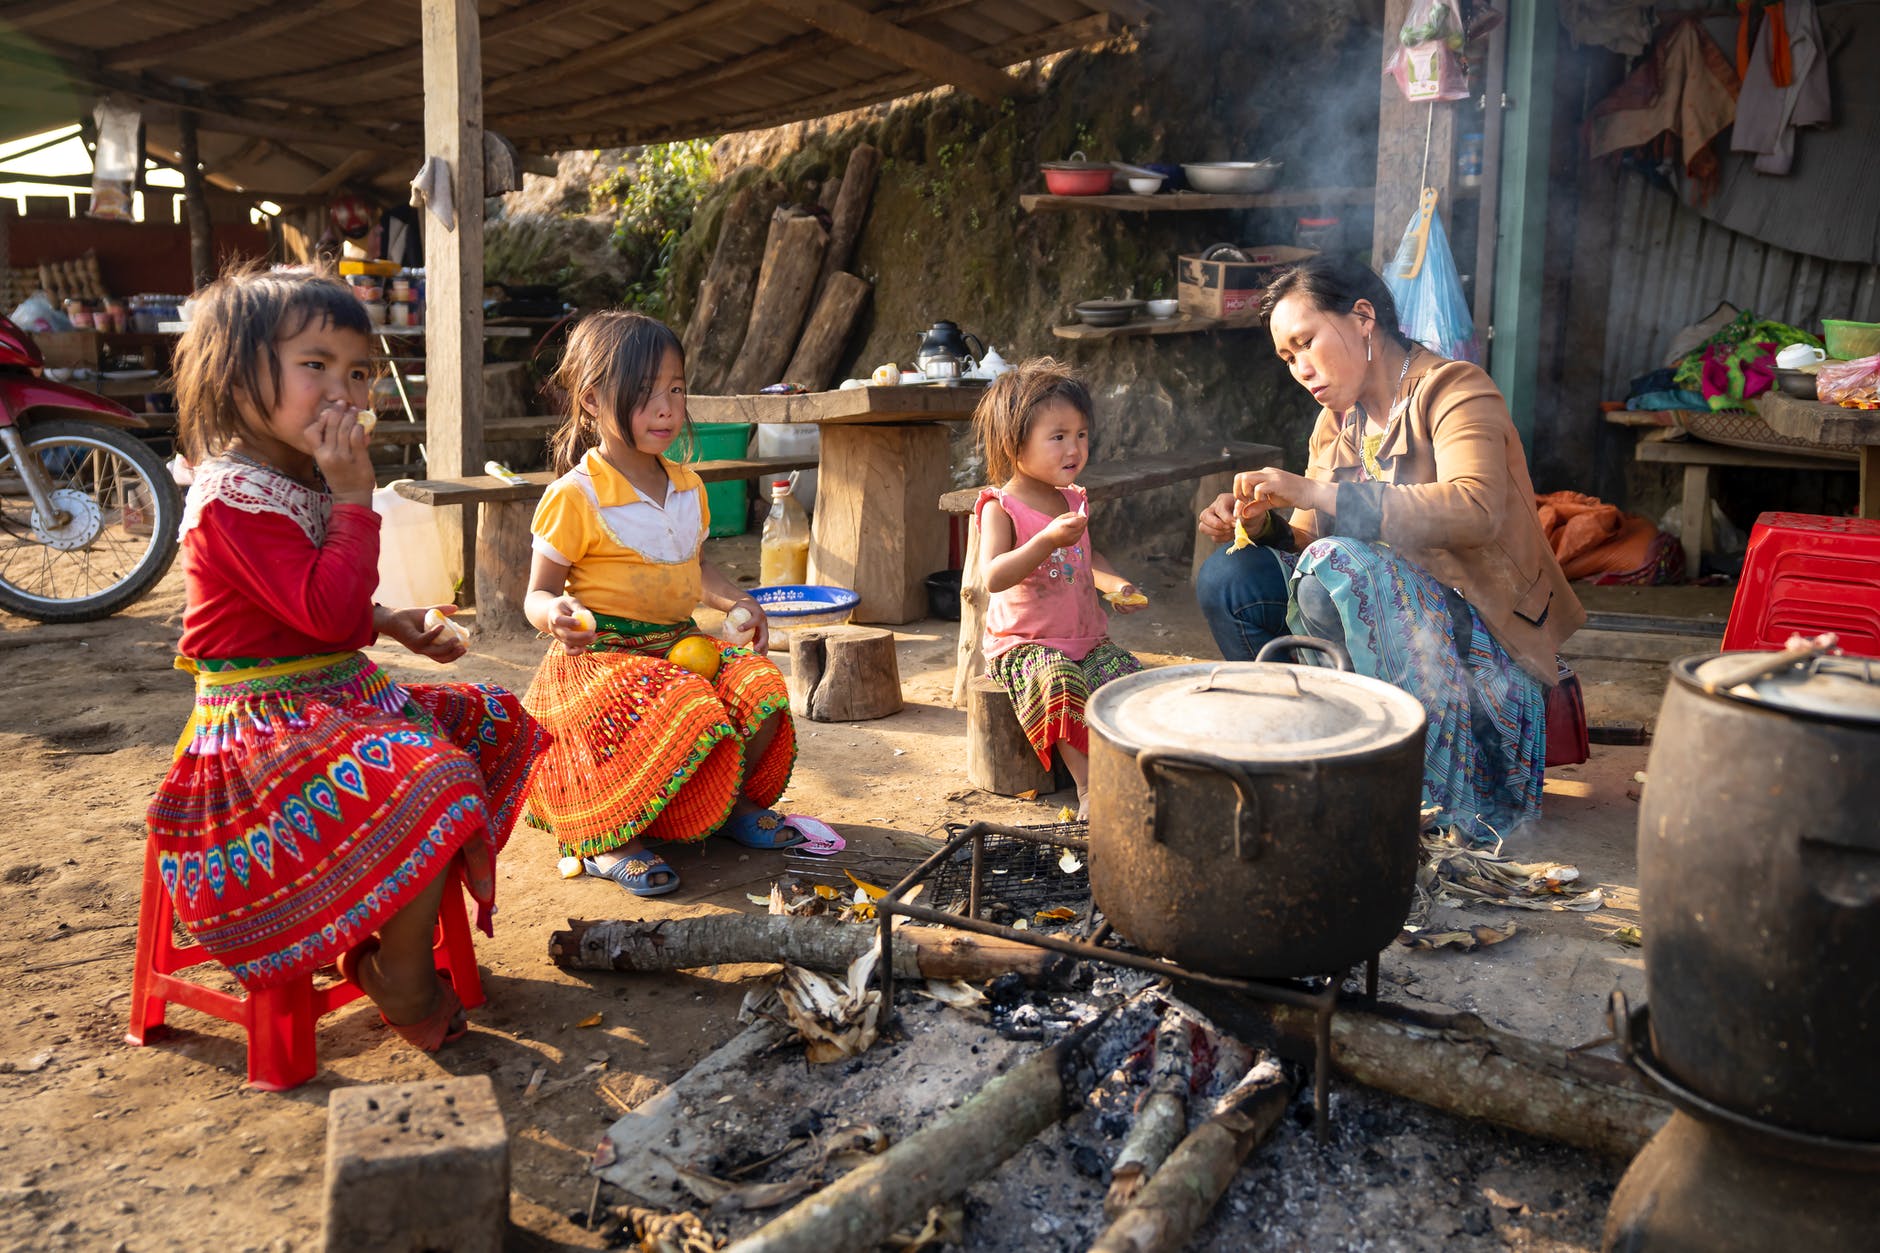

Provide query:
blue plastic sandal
left=721, top=810, right=807, bottom=850
left=582, top=853, right=681, bottom=897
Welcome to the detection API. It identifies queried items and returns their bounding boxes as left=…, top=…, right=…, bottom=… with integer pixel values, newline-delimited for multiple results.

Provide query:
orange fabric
left=1536, top=491, right=1663, bottom=582
left=1737, top=1, right=1754, bottom=80
left=1767, top=2, right=1793, bottom=87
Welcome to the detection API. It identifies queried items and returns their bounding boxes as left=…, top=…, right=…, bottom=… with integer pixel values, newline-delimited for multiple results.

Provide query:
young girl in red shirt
left=145, top=266, right=547, bottom=1053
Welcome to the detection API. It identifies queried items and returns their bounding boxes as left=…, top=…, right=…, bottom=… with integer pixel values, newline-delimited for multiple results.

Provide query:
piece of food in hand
left=723, top=603, right=759, bottom=644
left=355, top=409, right=377, bottom=434
left=1230, top=516, right=1254, bottom=551
left=1104, top=589, right=1149, bottom=607
left=667, top=634, right=722, bottom=680
left=423, top=607, right=471, bottom=643
left=570, top=605, right=597, bottom=633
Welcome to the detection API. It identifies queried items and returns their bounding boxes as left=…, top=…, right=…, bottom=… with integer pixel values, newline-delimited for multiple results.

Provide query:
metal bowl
left=1075, top=299, right=1144, bottom=327
left=1182, top=161, right=1283, bottom=194
left=1775, top=369, right=1819, bottom=400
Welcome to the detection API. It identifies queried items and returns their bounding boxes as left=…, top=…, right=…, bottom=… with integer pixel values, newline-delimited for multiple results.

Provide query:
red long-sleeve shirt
left=178, top=499, right=382, bottom=659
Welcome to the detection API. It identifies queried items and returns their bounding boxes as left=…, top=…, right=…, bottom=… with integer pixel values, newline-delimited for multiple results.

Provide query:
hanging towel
left=409, top=156, right=455, bottom=230
left=1732, top=0, right=1829, bottom=175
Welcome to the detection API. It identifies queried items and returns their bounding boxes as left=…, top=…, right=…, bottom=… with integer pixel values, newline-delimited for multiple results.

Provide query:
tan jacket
left=1276, top=350, right=1584, bottom=683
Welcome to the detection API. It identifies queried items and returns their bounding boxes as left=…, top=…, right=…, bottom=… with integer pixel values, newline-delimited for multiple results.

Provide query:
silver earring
left=1366, top=335, right=1373, bottom=363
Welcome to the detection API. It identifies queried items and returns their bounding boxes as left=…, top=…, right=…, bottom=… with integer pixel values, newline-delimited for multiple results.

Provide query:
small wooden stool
left=965, top=674, right=1056, bottom=796
left=789, top=625, right=903, bottom=721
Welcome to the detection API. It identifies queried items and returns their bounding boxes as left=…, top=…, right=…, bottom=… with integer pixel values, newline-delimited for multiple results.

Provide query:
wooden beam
left=0, top=42, right=415, bottom=156
left=0, top=0, right=118, bottom=29
left=104, top=0, right=374, bottom=71
left=306, top=150, right=382, bottom=195
left=217, top=0, right=612, bottom=97
left=753, top=0, right=1013, bottom=104
left=483, top=0, right=756, bottom=98
left=177, top=115, right=214, bottom=290
left=522, top=15, right=1110, bottom=150
left=421, top=0, right=485, bottom=590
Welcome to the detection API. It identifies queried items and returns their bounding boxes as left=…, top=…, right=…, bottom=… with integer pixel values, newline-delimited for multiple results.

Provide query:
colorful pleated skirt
left=145, top=652, right=547, bottom=991
left=520, top=616, right=795, bottom=857
left=985, top=639, right=1143, bottom=769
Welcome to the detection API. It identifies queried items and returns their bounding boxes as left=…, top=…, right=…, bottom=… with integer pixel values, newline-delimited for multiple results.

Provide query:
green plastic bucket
left=684, top=422, right=754, bottom=537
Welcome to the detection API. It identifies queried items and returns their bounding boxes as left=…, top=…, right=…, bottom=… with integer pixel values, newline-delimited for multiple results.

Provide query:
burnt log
left=723, top=210, right=827, bottom=395
left=782, top=272, right=870, bottom=392
left=685, top=178, right=783, bottom=395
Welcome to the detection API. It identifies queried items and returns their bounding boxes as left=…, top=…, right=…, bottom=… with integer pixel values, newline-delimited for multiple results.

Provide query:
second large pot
left=1085, top=638, right=1427, bottom=978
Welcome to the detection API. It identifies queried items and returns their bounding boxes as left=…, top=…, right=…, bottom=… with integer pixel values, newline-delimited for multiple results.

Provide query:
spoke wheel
left=0, top=419, right=181, bottom=623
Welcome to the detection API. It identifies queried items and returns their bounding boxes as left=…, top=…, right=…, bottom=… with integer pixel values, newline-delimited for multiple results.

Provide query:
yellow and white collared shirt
left=530, top=447, right=710, bottom=625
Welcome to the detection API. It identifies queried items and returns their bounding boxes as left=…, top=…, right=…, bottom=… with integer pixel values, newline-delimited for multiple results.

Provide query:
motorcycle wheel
left=0, top=418, right=181, bottom=623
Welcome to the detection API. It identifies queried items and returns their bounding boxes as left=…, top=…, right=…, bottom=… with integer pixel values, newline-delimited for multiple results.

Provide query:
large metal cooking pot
left=1085, top=637, right=1427, bottom=978
left=1639, top=648, right=1880, bottom=1140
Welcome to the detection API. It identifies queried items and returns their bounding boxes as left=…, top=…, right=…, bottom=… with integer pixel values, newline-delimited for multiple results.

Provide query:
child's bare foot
left=339, top=940, right=466, bottom=1048
left=1075, top=789, right=1089, bottom=822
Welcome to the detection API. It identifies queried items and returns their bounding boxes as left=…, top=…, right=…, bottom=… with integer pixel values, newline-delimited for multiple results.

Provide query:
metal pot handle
left=1255, top=634, right=1353, bottom=673
left=1136, top=746, right=1315, bottom=862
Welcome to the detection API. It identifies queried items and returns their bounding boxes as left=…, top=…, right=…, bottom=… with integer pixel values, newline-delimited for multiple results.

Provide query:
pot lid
left=1688, top=653, right=1880, bottom=724
left=1086, top=662, right=1426, bottom=762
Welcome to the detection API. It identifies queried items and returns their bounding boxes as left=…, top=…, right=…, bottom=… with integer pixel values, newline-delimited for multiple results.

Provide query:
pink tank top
left=977, top=485, right=1109, bottom=662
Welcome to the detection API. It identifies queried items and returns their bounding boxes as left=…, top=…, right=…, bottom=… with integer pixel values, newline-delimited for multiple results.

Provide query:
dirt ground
left=0, top=534, right=1697, bottom=1252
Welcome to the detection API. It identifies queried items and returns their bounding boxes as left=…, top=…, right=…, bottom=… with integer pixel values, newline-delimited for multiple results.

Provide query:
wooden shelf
left=1021, top=186, right=1376, bottom=214
left=1052, top=312, right=1263, bottom=340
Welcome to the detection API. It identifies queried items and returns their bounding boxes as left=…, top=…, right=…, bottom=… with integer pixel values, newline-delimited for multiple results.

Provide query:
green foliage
left=596, top=139, right=715, bottom=317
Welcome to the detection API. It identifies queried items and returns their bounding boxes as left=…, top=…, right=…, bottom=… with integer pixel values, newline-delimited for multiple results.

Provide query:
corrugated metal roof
left=1602, top=170, right=1880, bottom=397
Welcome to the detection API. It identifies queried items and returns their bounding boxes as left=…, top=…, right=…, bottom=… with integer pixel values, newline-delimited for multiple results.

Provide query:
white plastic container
left=371, top=482, right=454, bottom=609
left=755, top=424, right=819, bottom=512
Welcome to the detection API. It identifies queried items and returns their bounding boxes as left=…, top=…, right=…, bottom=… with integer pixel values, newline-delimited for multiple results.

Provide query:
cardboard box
left=1177, top=246, right=1318, bottom=319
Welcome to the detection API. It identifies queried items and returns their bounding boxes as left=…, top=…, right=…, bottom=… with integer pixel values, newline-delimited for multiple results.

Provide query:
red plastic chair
left=125, top=841, right=485, bottom=1090
left=1722, top=513, right=1880, bottom=658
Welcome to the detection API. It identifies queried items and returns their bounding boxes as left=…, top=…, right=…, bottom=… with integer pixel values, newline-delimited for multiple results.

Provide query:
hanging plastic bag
left=1385, top=0, right=1470, bottom=101
left=89, top=100, right=140, bottom=222
left=1385, top=188, right=1479, bottom=362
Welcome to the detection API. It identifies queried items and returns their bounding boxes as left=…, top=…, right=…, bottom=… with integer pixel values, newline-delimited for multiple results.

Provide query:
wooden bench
left=1633, top=432, right=1853, bottom=575
left=941, top=440, right=1281, bottom=707
left=396, top=454, right=818, bottom=632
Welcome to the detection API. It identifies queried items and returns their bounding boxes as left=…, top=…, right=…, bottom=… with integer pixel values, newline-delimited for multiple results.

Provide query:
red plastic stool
left=1722, top=512, right=1880, bottom=658
left=125, top=840, right=485, bottom=1090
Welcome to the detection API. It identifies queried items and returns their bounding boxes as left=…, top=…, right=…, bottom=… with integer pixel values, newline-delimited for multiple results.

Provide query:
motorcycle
left=0, top=313, right=181, bottom=622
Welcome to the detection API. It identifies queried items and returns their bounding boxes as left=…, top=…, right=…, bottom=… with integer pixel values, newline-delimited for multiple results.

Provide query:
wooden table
left=689, top=386, right=983, bottom=624
left=1756, top=392, right=1880, bottom=518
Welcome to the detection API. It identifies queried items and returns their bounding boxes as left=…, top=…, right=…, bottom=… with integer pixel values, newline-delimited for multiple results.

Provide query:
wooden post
left=1862, top=447, right=1880, bottom=520
left=1488, top=0, right=1559, bottom=454
left=725, top=211, right=827, bottom=396
left=808, top=422, right=950, bottom=624
left=177, top=114, right=214, bottom=290
left=951, top=510, right=986, bottom=708
left=472, top=500, right=533, bottom=633
left=782, top=272, right=870, bottom=391
left=421, top=0, right=485, bottom=592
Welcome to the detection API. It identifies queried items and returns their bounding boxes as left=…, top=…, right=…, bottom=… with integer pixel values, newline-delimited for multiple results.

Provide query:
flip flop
left=339, top=936, right=469, bottom=1051
left=582, top=853, right=682, bottom=897
left=778, top=813, right=845, bottom=855
left=721, top=809, right=807, bottom=850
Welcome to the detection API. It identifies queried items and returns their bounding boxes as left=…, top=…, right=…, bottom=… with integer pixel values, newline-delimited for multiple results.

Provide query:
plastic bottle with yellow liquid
left=759, top=477, right=811, bottom=586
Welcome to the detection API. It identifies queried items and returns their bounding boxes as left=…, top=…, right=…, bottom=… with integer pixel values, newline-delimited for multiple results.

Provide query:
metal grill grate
left=925, top=820, right=1092, bottom=924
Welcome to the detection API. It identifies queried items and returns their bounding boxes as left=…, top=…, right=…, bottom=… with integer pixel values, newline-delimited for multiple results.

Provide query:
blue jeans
left=1196, top=542, right=1346, bottom=662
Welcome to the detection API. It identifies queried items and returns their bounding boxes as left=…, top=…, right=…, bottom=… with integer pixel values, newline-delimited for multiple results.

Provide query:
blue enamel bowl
left=752, top=584, right=861, bottom=630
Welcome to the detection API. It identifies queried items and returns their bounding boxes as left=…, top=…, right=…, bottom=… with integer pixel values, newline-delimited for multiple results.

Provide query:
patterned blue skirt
left=1285, top=538, right=1546, bottom=842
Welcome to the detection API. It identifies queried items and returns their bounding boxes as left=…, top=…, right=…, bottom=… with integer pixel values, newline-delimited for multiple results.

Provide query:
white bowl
left=1127, top=175, right=1164, bottom=195
left=1147, top=299, right=1179, bottom=319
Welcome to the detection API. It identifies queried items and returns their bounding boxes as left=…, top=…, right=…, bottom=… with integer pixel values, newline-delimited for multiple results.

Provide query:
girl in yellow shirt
left=521, top=312, right=800, bottom=896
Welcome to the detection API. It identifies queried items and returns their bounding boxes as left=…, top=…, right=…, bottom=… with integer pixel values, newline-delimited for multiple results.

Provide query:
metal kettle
left=913, top=321, right=985, bottom=380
